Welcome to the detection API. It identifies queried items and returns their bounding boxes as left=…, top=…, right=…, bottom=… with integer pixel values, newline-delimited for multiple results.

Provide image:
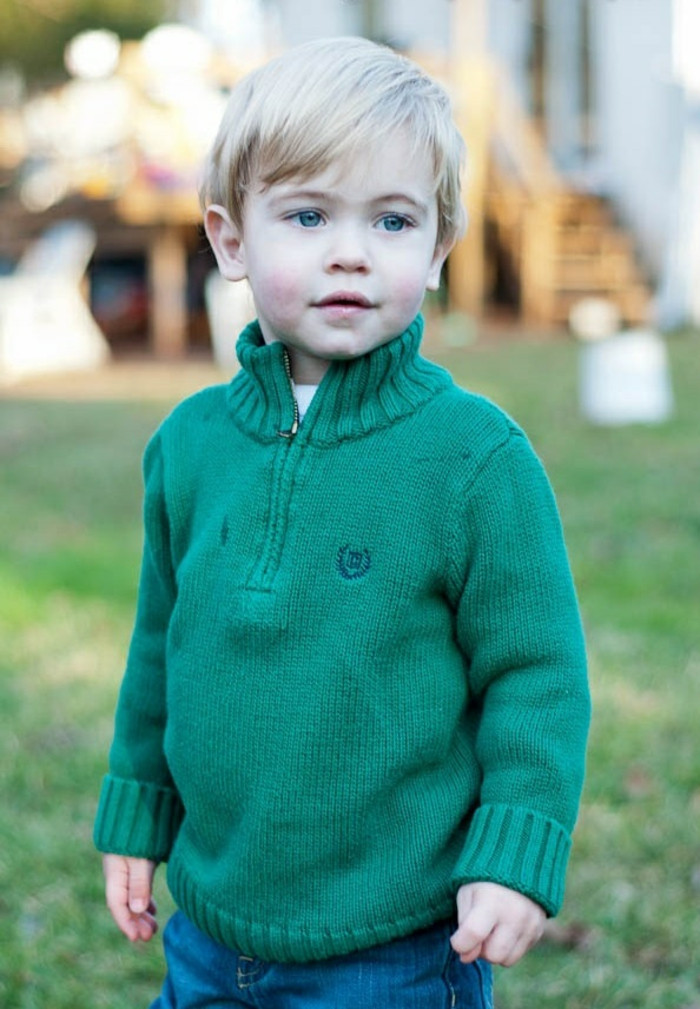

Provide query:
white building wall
left=589, top=0, right=684, bottom=275
left=656, top=0, right=700, bottom=324
left=260, top=0, right=532, bottom=77
left=382, top=0, right=450, bottom=51
left=544, top=0, right=585, bottom=172
left=272, top=0, right=359, bottom=46
left=487, top=0, right=533, bottom=107
left=270, top=0, right=454, bottom=50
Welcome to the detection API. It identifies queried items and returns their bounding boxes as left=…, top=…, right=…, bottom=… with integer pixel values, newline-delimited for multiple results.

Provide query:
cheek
left=252, top=262, right=306, bottom=309
left=388, top=268, right=433, bottom=310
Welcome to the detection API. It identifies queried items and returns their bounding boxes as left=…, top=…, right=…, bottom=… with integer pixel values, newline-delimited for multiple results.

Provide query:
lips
left=315, top=292, right=373, bottom=308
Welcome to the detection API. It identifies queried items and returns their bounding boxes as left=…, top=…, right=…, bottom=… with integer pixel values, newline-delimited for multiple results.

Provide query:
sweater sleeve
left=449, top=429, right=590, bottom=916
left=93, top=432, right=183, bottom=861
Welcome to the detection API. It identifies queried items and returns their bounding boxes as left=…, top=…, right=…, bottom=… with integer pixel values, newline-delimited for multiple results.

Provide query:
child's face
left=206, top=130, right=452, bottom=382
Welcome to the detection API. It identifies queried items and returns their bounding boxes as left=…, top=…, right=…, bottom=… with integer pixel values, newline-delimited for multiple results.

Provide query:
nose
left=324, top=223, right=370, bottom=273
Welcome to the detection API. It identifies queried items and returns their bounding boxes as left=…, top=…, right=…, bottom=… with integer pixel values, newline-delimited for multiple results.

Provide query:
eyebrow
left=268, top=189, right=329, bottom=206
left=268, top=188, right=430, bottom=215
left=375, top=193, right=430, bottom=215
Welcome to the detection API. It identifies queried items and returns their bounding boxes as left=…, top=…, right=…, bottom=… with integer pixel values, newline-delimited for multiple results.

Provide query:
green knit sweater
left=94, top=315, right=590, bottom=963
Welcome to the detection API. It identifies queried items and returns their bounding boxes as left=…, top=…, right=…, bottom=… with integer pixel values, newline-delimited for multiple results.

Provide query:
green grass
left=2, top=333, right=699, bottom=1007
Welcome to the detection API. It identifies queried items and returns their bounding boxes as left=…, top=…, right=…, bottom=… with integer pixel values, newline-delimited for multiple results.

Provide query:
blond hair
left=200, top=37, right=466, bottom=246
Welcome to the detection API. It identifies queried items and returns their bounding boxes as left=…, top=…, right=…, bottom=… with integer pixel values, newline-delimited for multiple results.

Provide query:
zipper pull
left=279, top=417, right=299, bottom=438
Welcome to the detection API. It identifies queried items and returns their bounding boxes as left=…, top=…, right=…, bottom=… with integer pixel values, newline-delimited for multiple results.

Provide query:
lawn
left=1, top=332, right=699, bottom=1008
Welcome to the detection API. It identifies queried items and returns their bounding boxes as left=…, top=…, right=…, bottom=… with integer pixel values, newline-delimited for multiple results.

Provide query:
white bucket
left=204, top=271, right=255, bottom=373
left=579, top=329, right=674, bottom=425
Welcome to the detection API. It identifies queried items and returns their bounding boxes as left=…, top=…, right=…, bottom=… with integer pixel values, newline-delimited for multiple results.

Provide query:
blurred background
left=1, top=3, right=700, bottom=1008
left=1, top=0, right=700, bottom=375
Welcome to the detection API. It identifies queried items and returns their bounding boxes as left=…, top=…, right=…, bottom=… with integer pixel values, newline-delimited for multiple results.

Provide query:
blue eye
left=380, top=214, right=409, bottom=233
left=293, top=210, right=323, bottom=228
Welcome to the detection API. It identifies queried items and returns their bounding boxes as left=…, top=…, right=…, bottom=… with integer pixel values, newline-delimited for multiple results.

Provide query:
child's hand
left=451, top=881, right=546, bottom=967
left=103, top=853, right=158, bottom=943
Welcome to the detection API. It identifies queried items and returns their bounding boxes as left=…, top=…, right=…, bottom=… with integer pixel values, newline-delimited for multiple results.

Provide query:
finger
left=499, top=935, right=532, bottom=968
left=105, top=866, right=139, bottom=941
left=501, top=917, right=546, bottom=967
left=455, top=885, right=475, bottom=919
left=451, top=924, right=486, bottom=963
left=134, top=910, right=159, bottom=943
left=457, top=943, right=484, bottom=965
left=484, top=914, right=545, bottom=967
left=450, top=906, right=496, bottom=959
left=128, top=860, right=154, bottom=915
left=450, top=924, right=483, bottom=963
left=482, top=924, right=520, bottom=966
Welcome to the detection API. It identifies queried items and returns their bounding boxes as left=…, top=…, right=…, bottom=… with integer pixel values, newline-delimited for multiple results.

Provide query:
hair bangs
left=200, top=37, right=466, bottom=245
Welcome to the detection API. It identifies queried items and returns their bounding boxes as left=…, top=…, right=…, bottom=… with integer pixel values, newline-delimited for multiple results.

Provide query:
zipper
left=247, top=347, right=299, bottom=590
left=278, top=348, right=299, bottom=438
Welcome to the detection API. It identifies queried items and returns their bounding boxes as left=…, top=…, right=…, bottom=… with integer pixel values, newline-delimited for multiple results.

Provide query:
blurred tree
left=0, top=0, right=172, bottom=84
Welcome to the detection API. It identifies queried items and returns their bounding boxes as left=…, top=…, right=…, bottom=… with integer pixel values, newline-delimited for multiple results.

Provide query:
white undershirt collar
left=293, top=383, right=318, bottom=422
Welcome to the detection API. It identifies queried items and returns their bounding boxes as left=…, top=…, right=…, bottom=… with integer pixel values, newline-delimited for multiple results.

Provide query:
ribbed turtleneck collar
left=226, top=315, right=452, bottom=445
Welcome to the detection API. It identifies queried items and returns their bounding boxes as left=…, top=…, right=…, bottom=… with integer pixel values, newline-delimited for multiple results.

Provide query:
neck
left=287, top=348, right=330, bottom=384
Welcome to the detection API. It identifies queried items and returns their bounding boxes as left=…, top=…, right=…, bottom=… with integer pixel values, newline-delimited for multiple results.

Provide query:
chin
left=310, top=335, right=367, bottom=359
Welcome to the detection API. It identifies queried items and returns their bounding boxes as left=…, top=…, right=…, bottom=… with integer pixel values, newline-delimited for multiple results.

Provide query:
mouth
left=315, top=292, right=373, bottom=309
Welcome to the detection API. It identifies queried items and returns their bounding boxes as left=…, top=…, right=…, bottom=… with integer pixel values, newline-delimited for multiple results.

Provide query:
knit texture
left=94, top=315, right=590, bottom=963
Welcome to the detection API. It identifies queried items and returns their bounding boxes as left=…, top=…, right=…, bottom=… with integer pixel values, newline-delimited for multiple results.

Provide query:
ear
left=426, top=237, right=455, bottom=292
left=204, top=204, right=248, bottom=281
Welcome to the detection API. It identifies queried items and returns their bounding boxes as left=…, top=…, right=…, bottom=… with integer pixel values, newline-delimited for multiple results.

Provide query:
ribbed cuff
left=451, top=804, right=572, bottom=917
left=93, top=775, right=183, bottom=862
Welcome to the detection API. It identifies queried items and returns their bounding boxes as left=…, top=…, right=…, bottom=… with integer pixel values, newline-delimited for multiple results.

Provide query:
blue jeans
left=150, top=911, right=493, bottom=1008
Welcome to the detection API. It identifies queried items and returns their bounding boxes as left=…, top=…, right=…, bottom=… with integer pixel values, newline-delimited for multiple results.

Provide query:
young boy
left=95, top=36, right=590, bottom=1008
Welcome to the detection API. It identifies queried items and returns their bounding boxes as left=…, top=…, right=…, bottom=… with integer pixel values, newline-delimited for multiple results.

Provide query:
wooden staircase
left=484, top=71, right=652, bottom=327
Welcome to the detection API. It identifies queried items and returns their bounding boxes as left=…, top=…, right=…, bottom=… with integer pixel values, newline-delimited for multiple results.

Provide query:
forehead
left=258, top=129, right=438, bottom=205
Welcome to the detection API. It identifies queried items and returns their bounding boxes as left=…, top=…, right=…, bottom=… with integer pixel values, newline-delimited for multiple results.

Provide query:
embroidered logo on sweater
left=336, top=545, right=371, bottom=581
